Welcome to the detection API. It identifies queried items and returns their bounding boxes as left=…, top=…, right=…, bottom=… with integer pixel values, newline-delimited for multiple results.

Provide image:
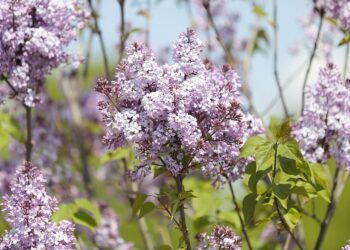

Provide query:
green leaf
left=242, top=193, right=258, bottom=225
left=100, top=147, right=130, bottom=164
left=51, top=204, right=78, bottom=223
left=256, top=141, right=275, bottom=171
left=272, top=184, right=291, bottom=209
left=253, top=5, right=267, bottom=17
left=193, top=216, right=211, bottom=231
left=338, top=33, right=350, bottom=46
left=240, top=136, right=268, bottom=158
left=279, top=140, right=311, bottom=177
left=138, top=202, right=156, bottom=219
left=153, top=166, right=168, bottom=178
left=74, top=198, right=101, bottom=224
left=132, top=193, right=148, bottom=217
left=159, top=245, right=173, bottom=250
left=248, top=166, right=272, bottom=193
left=73, top=210, right=97, bottom=232
left=325, top=16, right=337, bottom=26
left=279, top=156, right=299, bottom=176
left=284, top=208, right=301, bottom=230
left=245, top=162, right=256, bottom=175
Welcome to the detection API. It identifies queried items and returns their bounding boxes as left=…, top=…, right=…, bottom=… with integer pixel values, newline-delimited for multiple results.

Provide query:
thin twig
left=25, top=105, right=32, bottom=162
left=261, top=58, right=309, bottom=116
left=122, top=159, right=155, bottom=250
left=313, top=165, right=341, bottom=250
left=87, top=0, right=111, bottom=79
left=83, top=31, right=94, bottom=78
left=175, top=175, right=192, bottom=250
left=301, top=12, right=324, bottom=114
left=343, top=44, right=350, bottom=78
left=157, top=197, right=182, bottom=229
left=1, top=74, right=18, bottom=96
left=300, top=208, right=322, bottom=224
left=1, top=74, right=33, bottom=161
left=273, top=143, right=304, bottom=250
left=272, top=0, right=289, bottom=118
left=117, top=0, right=126, bottom=64
left=202, top=0, right=235, bottom=66
left=227, top=180, right=253, bottom=250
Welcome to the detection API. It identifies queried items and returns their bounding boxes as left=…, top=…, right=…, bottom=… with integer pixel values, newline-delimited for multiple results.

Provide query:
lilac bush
left=292, top=63, right=350, bottom=168
left=0, top=162, right=75, bottom=249
left=1, top=0, right=350, bottom=249
left=0, top=0, right=88, bottom=106
left=96, top=29, right=262, bottom=187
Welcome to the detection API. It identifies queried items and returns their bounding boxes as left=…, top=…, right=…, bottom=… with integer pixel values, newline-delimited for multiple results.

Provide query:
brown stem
left=175, top=175, right=191, bottom=250
left=227, top=181, right=253, bottom=250
left=25, top=105, right=32, bottom=162
left=272, top=0, right=289, bottom=118
left=313, top=165, right=341, bottom=250
left=301, top=13, right=323, bottom=114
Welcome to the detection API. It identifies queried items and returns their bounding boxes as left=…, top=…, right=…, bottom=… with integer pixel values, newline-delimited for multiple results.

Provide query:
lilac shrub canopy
left=292, top=63, right=350, bottom=169
left=96, top=29, right=263, bottom=187
left=0, top=162, right=75, bottom=250
left=0, top=0, right=88, bottom=107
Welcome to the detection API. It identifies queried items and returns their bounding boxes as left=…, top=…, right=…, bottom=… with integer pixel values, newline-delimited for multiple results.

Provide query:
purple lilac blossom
left=96, top=29, right=262, bottom=187
left=0, top=0, right=89, bottom=107
left=315, top=0, right=350, bottom=33
left=94, top=203, right=133, bottom=250
left=0, top=162, right=75, bottom=249
left=195, top=225, right=242, bottom=250
left=343, top=241, right=350, bottom=250
left=292, top=63, right=350, bottom=169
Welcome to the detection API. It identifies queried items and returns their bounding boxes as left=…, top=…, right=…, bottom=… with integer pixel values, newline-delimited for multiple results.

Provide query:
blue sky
left=84, top=0, right=346, bottom=120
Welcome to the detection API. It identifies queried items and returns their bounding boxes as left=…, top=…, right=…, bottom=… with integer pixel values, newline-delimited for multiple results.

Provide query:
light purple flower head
left=195, top=225, right=242, bottom=250
left=315, top=0, right=350, bottom=33
left=343, top=240, right=350, bottom=250
left=96, top=29, right=262, bottom=187
left=94, top=203, right=133, bottom=250
left=292, top=63, right=350, bottom=169
left=0, top=162, right=75, bottom=249
left=0, top=0, right=89, bottom=107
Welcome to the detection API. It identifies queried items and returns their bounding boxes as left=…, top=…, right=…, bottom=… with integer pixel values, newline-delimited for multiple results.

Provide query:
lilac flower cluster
left=0, top=162, right=75, bottom=249
left=94, top=203, right=133, bottom=250
left=96, top=29, right=262, bottom=186
left=195, top=225, right=242, bottom=250
left=0, top=0, right=88, bottom=107
left=315, top=0, right=350, bottom=33
left=292, top=63, right=350, bottom=169
left=343, top=241, right=350, bottom=250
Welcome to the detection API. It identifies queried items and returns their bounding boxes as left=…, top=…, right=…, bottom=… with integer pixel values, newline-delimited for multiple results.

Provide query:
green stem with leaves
left=25, top=105, right=32, bottom=162
left=313, top=165, right=341, bottom=250
left=272, top=143, right=304, bottom=250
